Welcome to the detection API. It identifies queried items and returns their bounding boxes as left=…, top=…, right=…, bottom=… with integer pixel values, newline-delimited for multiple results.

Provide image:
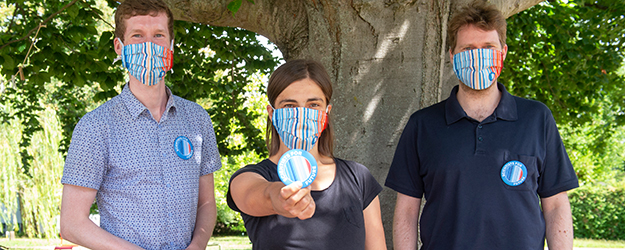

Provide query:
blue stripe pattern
left=272, top=107, right=326, bottom=151
left=453, top=48, right=503, bottom=90
left=121, top=41, right=173, bottom=86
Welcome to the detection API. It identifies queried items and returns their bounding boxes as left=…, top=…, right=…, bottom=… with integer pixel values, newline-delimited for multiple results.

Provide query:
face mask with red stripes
left=453, top=48, right=504, bottom=90
left=117, top=38, right=173, bottom=86
left=271, top=106, right=328, bottom=152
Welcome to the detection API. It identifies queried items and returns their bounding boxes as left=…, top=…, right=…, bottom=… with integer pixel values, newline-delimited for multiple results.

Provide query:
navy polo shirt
left=385, top=83, right=579, bottom=250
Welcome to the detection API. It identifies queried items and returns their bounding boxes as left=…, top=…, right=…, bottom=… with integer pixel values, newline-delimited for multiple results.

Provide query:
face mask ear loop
left=113, top=38, right=124, bottom=65
left=169, top=40, right=175, bottom=74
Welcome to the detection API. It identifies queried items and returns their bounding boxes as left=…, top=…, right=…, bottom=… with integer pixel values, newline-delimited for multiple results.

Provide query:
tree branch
left=0, top=0, right=81, bottom=51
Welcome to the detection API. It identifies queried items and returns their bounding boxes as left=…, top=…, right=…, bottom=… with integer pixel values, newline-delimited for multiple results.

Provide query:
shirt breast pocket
left=343, top=205, right=364, bottom=229
left=501, top=153, right=539, bottom=192
left=172, top=134, right=202, bottom=171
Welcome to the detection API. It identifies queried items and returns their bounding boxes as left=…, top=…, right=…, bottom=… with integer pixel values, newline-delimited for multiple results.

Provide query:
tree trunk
left=166, top=0, right=542, bottom=246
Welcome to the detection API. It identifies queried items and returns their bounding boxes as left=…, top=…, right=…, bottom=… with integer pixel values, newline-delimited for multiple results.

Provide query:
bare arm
left=230, top=172, right=315, bottom=220
left=186, top=174, right=217, bottom=250
left=60, top=184, right=143, bottom=250
left=364, top=196, right=387, bottom=250
left=542, top=191, right=574, bottom=250
left=393, top=193, right=421, bottom=250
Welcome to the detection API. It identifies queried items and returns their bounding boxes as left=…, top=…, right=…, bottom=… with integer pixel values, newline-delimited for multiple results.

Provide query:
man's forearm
left=543, top=192, right=574, bottom=250
left=61, top=216, right=143, bottom=250
left=186, top=174, right=218, bottom=250
left=187, top=200, right=217, bottom=249
left=60, top=185, right=143, bottom=250
left=393, top=193, right=421, bottom=250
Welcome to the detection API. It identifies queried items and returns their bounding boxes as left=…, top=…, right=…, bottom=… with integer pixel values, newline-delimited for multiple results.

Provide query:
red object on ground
left=54, top=246, right=75, bottom=249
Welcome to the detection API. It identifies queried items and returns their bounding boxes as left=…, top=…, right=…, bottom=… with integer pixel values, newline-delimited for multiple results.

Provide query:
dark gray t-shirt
left=227, top=158, right=382, bottom=250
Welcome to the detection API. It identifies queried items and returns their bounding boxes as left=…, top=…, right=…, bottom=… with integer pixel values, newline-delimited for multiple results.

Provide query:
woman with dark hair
left=227, top=59, right=386, bottom=250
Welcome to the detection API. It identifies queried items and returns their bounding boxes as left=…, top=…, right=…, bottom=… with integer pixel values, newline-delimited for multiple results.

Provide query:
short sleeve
left=61, top=113, right=107, bottom=190
left=356, top=163, right=383, bottom=209
left=537, top=111, right=579, bottom=197
left=385, top=113, right=424, bottom=198
left=199, top=111, right=222, bottom=176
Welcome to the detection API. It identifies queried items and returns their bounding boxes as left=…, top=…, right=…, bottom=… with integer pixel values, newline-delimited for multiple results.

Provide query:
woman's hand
left=269, top=181, right=316, bottom=220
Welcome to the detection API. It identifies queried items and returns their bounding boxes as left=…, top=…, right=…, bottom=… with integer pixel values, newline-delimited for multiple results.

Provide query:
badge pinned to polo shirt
left=174, top=136, right=194, bottom=160
left=277, top=149, right=318, bottom=188
left=500, top=160, right=527, bottom=186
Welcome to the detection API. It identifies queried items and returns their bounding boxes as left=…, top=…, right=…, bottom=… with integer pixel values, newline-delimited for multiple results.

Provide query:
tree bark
left=165, top=0, right=543, bottom=247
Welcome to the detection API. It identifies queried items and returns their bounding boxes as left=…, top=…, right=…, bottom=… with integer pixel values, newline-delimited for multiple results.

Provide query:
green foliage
left=504, top=0, right=625, bottom=183
left=170, top=21, right=277, bottom=157
left=0, top=106, right=65, bottom=238
left=0, top=0, right=122, bottom=176
left=569, top=179, right=625, bottom=240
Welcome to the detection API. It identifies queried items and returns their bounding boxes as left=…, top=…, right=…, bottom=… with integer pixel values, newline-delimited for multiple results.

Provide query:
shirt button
left=167, top=183, right=171, bottom=188
left=478, top=136, right=483, bottom=141
left=478, top=125, right=483, bottom=129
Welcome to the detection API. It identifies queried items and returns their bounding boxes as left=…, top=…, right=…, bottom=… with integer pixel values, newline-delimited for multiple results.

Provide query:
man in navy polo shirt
left=385, top=2, right=579, bottom=250
left=59, top=0, right=221, bottom=249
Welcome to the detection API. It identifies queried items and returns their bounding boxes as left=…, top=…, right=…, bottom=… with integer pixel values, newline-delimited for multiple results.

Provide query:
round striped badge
left=174, top=136, right=194, bottom=160
left=500, top=160, right=527, bottom=186
left=277, top=149, right=318, bottom=188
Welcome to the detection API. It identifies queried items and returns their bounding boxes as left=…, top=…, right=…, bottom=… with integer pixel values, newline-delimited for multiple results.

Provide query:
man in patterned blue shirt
left=59, top=0, right=222, bottom=249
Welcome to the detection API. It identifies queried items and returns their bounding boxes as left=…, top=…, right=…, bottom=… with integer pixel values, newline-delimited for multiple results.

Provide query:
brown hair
left=447, top=1, right=506, bottom=52
left=266, top=59, right=335, bottom=157
left=114, top=0, right=175, bottom=42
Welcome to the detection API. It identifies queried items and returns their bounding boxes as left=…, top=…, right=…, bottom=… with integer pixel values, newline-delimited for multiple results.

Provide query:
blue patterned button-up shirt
left=62, top=84, right=222, bottom=250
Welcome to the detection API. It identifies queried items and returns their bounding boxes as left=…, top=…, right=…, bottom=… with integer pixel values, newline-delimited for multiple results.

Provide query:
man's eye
left=155, top=34, right=164, bottom=38
left=309, top=103, right=320, bottom=108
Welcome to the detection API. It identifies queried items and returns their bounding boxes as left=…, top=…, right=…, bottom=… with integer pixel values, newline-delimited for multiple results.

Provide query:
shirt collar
left=445, top=82, right=517, bottom=125
left=121, top=84, right=177, bottom=120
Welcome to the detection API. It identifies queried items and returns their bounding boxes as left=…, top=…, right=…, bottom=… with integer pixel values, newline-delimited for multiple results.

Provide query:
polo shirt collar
left=445, top=82, right=517, bottom=125
left=121, top=84, right=177, bottom=120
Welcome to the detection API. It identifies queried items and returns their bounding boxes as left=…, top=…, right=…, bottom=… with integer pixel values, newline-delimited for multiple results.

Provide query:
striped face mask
left=271, top=107, right=328, bottom=151
left=117, top=38, right=173, bottom=86
left=452, top=48, right=504, bottom=90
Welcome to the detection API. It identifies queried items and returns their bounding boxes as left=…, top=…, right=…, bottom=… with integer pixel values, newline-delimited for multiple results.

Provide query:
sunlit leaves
left=504, top=0, right=625, bottom=183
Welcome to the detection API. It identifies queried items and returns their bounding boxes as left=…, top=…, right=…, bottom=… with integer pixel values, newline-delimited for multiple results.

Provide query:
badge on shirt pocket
left=501, top=161, right=527, bottom=186
left=174, top=136, right=194, bottom=160
left=501, top=152, right=539, bottom=191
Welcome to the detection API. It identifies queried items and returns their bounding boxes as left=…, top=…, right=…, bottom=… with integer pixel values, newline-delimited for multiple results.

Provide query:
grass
left=1, top=236, right=625, bottom=249
left=573, top=238, right=625, bottom=248
left=0, top=236, right=252, bottom=250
